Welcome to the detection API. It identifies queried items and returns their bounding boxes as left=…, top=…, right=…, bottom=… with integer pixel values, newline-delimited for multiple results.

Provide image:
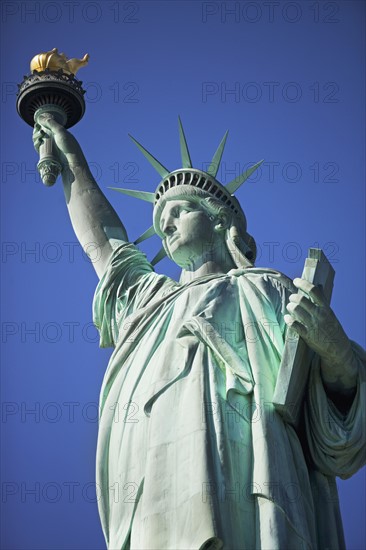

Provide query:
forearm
left=320, top=343, right=358, bottom=411
left=61, top=151, right=128, bottom=279
left=33, top=119, right=130, bottom=278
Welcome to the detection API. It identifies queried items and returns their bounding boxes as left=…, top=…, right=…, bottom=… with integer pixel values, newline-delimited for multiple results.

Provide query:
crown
left=110, top=117, right=263, bottom=265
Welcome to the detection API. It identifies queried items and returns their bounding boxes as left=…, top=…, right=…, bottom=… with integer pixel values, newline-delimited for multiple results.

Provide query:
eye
left=178, top=204, right=196, bottom=216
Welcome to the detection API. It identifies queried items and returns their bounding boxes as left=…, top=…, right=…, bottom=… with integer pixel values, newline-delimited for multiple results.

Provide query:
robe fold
left=93, top=243, right=365, bottom=550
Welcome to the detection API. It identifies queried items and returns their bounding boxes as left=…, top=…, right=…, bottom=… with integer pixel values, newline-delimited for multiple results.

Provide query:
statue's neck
left=179, top=261, right=230, bottom=284
left=175, top=233, right=238, bottom=284
left=179, top=244, right=236, bottom=283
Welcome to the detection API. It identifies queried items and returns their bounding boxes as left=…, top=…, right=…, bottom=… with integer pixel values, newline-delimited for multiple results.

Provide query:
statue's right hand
left=32, top=114, right=81, bottom=159
left=32, top=123, right=49, bottom=153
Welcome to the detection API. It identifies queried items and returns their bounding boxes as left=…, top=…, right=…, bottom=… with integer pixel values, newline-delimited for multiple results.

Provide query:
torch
left=16, top=48, right=89, bottom=186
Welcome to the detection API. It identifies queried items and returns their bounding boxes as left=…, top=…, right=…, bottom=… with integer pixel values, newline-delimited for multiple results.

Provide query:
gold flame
left=30, top=48, right=89, bottom=75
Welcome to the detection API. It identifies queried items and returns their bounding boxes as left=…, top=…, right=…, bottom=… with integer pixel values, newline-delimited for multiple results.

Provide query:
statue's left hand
left=284, top=278, right=358, bottom=394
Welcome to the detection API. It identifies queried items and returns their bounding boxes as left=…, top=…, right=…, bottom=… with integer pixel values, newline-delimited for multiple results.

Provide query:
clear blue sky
left=1, top=1, right=365, bottom=548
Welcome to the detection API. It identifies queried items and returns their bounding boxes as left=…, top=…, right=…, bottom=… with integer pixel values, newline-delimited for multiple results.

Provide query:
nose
left=161, top=214, right=177, bottom=236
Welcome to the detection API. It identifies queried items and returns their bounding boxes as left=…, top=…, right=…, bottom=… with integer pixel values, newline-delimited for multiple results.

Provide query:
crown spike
left=178, top=116, right=192, bottom=168
left=129, top=134, right=170, bottom=178
left=108, top=187, right=155, bottom=203
left=225, top=160, right=264, bottom=194
left=151, top=246, right=167, bottom=266
left=134, top=225, right=156, bottom=245
left=207, top=130, right=229, bottom=177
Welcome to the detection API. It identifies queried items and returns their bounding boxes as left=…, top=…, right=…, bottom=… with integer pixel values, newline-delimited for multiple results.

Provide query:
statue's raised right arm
left=33, top=114, right=127, bottom=278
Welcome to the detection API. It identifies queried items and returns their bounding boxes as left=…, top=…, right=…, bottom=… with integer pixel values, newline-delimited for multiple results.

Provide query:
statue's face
left=160, top=198, right=222, bottom=268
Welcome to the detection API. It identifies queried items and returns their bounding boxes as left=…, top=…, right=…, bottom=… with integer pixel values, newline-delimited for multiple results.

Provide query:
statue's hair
left=153, top=186, right=257, bottom=265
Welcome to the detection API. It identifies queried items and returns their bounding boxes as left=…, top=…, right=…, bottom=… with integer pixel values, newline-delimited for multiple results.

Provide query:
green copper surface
left=151, top=246, right=167, bottom=265
left=128, top=134, right=170, bottom=178
left=225, top=159, right=264, bottom=194
left=178, top=116, right=193, bottom=169
left=108, top=187, right=155, bottom=203
left=27, top=107, right=365, bottom=550
left=207, top=130, right=228, bottom=177
left=134, top=225, right=156, bottom=245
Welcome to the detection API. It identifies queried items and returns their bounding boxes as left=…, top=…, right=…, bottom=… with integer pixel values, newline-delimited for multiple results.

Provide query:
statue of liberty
left=32, top=108, right=365, bottom=550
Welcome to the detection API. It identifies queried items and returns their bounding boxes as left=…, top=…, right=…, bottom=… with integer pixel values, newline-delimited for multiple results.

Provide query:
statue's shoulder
left=229, top=266, right=295, bottom=295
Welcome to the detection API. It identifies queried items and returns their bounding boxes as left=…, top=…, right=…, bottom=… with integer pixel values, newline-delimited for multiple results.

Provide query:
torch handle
left=34, top=105, right=67, bottom=187
left=37, top=134, right=62, bottom=186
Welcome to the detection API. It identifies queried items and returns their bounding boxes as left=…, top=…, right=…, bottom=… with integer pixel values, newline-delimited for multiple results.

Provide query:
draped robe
left=93, top=243, right=365, bottom=550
